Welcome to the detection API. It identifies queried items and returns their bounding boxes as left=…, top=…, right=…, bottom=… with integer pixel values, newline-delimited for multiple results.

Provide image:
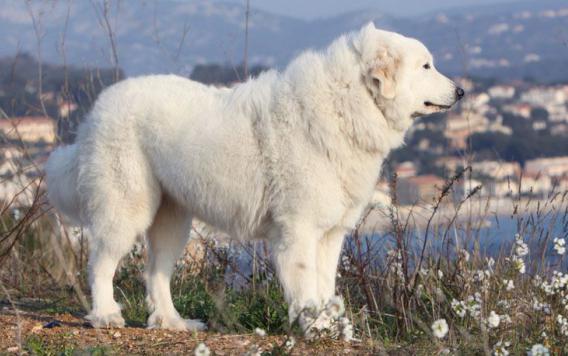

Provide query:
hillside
left=1, top=0, right=567, bottom=81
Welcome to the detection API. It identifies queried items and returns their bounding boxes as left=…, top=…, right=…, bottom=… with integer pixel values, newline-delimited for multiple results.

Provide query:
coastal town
left=382, top=78, right=568, bottom=205
left=1, top=75, right=568, bottom=208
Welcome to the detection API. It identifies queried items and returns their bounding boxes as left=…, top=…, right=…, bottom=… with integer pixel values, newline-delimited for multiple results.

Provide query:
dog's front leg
left=316, top=227, right=346, bottom=305
left=271, top=222, right=322, bottom=335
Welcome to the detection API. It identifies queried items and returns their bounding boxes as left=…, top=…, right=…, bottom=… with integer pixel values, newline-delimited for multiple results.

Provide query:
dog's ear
left=361, top=21, right=376, bottom=34
left=370, top=48, right=399, bottom=100
left=353, top=22, right=377, bottom=55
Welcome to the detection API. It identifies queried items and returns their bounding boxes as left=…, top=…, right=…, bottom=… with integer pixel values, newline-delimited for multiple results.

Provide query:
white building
left=0, top=117, right=57, bottom=144
left=520, top=174, right=552, bottom=197
left=488, top=85, right=516, bottom=100
left=520, top=87, right=566, bottom=107
left=525, top=157, right=568, bottom=178
left=471, top=161, right=520, bottom=180
left=486, top=179, right=518, bottom=198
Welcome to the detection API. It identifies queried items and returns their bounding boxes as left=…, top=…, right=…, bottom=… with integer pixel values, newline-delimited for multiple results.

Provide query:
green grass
left=113, top=259, right=291, bottom=335
left=25, top=334, right=112, bottom=356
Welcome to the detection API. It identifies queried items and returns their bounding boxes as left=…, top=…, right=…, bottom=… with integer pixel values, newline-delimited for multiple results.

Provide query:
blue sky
left=220, top=0, right=522, bottom=19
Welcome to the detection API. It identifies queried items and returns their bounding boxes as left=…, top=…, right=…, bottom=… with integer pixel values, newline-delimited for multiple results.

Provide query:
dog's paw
left=301, top=313, right=338, bottom=340
left=297, top=296, right=353, bottom=341
left=147, top=312, right=207, bottom=331
left=301, top=314, right=356, bottom=341
left=85, top=312, right=125, bottom=328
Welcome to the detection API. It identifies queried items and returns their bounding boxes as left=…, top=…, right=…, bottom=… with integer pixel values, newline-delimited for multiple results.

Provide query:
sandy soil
left=0, top=306, right=376, bottom=355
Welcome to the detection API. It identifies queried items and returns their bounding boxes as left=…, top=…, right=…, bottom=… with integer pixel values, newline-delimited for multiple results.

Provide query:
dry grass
left=1, top=163, right=567, bottom=355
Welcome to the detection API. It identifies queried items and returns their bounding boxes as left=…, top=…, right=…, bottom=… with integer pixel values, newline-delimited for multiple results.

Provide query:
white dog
left=45, top=23, right=463, bottom=333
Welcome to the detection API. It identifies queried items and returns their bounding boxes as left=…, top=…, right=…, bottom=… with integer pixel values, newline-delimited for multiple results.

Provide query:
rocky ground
left=0, top=305, right=377, bottom=355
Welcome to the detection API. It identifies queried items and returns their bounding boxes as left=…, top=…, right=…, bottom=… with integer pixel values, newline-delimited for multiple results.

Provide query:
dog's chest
left=335, top=150, right=383, bottom=227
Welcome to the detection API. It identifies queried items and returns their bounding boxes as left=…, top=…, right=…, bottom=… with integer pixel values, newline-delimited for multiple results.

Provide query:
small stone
left=43, top=320, right=62, bottom=329
left=7, top=346, right=19, bottom=353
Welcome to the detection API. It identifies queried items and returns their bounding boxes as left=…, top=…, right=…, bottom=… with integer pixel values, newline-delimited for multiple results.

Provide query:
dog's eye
left=423, top=63, right=431, bottom=69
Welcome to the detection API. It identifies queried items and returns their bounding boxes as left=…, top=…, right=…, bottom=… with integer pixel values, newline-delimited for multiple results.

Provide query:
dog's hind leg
left=145, top=198, right=206, bottom=331
left=86, top=223, right=140, bottom=328
left=83, top=148, right=161, bottom=328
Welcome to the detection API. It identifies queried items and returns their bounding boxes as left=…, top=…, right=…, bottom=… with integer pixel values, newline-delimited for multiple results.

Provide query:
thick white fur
left=45, top=145, right=81, bottom=224
left=45, top=23, right=459, bottom=332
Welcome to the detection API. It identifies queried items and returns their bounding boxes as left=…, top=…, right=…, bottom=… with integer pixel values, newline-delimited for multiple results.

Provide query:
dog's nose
left=455, top=87, right=465, bottom=100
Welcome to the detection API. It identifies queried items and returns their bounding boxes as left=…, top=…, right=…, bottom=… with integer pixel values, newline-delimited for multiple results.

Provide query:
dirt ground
left=0, top=305, right=376, bottom=355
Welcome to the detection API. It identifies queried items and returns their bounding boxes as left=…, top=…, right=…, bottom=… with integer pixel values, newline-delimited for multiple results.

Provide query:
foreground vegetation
left=1, top=168, right=567, bottom=355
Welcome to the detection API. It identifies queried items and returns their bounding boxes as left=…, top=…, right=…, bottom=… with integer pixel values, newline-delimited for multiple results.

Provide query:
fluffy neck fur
left=280, top=34, right=409, bottom=155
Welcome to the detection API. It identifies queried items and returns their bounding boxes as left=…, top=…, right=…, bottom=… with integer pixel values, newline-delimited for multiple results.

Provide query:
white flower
left=416, top=284, right=424, bottom=295
left=12, top=208, right=22, bottom=220
left=552, top=271, right=568, bottom=289
left=497, top=300, right=511, bottom=309
left=254, top=327, right=266, bottom=337
left=325, top=296, right=345, bottom=318
left=285, top=336, right=296, bottom=351
left=458, top=249, right=470, bottom=262
left=532, top=299, right=551, bottom=314
left=487, top=311, right=500, bottom=328
left=541, top=281, right=555, bottom=296
left=504, top=279, right=514, bottom=291
left=341, top=255, right=351, bottom=271
left=339, top=317, right=354, bottom=341
left=194, top=342, right=211, bottom=356
left=466, top=295, right=482, bottom=319
left=554, top=237, right=566, bottom=255
left=493, top=341, right=510, bottom=356
left=451, top=299, right=466, bottom=318
left=514, top=238, right=529, bottom=257
left=438, top=270, right=444, bottom=279
left=511, top=256, right=526, bottom=274
left=528, top=344, right=549, bottom=356
left=244, top=345, right=262, bottom=356
left=390, top=260, right=405, bottom=280
left=500, top=314, right=512, bottom=324
left=557, top=314, right=568, bottom=336
left=431, top=319, right=449, bottom=339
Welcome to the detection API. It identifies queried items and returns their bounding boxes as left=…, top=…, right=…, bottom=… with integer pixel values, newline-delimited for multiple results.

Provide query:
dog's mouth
left=412, top=101, right=454, bottom=118
left=424, top=101, right=451, bottom=110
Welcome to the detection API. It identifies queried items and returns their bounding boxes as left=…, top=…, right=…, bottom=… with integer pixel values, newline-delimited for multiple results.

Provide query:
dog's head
left=354, top=23, right=463, bottom=128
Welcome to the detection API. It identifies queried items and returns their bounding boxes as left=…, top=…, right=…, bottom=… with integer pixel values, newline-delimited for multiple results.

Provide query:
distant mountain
left=1, top=0, right=567, bottom=82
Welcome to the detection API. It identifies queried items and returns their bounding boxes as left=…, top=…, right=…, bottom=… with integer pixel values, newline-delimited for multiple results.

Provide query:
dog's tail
left=45, top=144, right=82, bottom=225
